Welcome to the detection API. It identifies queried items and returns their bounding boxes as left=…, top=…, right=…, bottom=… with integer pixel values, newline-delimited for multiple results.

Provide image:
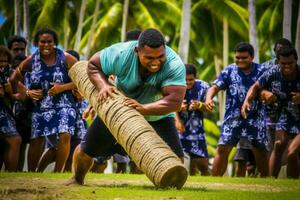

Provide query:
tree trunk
left=248, top=0, right=259, bottom=63
left=14, top=0, right=21, bottom=35
left=121, top=0, right=129, bottom=42
left=63, top=20, right=70, bottom=50
left=85, top=0, right=101, bottom=58
left=283, top=0, right=292, bottom=40
left=223, top=17, right=229, bottom=68
left=214, top=55, right=224, bottom=123
left=68, top=61, right=188, bottom=189
left=23, top=0, right=30, bottom=56
left=218, top=17, right=229, bottom=123
left=178, top=0, right=191, bottom=63
left=74, top=0, right=87, bottom=52
left=295, top=1, right=300, bottom=63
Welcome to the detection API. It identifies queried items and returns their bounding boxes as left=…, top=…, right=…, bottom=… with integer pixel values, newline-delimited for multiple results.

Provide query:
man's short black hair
left=234, top=42, right=254, bottom=57
left=34, top=28, right=59, bottom=46
left=7, top=35, right=27, bottom=49
left=66, top=50, right=80, bottom=60
left=274, top=38, right=292, bottom=49
left=185, top=64, right=197, bottom=77
left=277, top=46, right=298, bottom=61
left=125, top=29, right=142, bottom=41
left=138, top=28, right=165, bottom=48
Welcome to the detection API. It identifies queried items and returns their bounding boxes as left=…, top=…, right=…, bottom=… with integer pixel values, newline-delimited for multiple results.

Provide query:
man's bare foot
left=65, top=177, right=84, bottom=186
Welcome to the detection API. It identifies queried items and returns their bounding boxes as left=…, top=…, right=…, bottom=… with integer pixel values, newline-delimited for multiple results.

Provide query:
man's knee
left=273, top=140, right=287, bottom=153
left=287, top=146, right=299, bottom=160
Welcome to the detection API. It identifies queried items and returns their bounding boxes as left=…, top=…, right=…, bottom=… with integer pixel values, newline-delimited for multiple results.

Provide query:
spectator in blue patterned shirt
left=261, top=38, right=292, bottom=152
left=0, top=45, right=21, bottom=171
left=175, top=64, right=210, bottom=176
left=242, top=46, right=300, bottom=179
left=205, top=42, right=269, bottom=177
left=10, top=28, right=78, bottom=172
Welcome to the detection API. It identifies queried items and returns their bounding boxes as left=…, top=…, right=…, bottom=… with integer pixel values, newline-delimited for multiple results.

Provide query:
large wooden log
left=69, top=61, right=188, bottom=189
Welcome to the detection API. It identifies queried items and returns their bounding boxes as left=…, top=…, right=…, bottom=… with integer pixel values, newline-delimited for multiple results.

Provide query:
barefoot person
left=241, top=46, right=300, bottom=178
left=0, top=46, right=21, bottom=171
left=175, top=64, right=211, bottom=176
left=205, top=42, right=269, bottom=177
left=68, top=28, right=186, bottom=185
left=10, top=28, right=78, bottom=172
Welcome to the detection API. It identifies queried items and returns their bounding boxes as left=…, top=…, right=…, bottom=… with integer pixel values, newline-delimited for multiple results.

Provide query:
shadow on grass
left=86, top=182, right=209, bottom=192
left=0, top=187, right=48, bottom=195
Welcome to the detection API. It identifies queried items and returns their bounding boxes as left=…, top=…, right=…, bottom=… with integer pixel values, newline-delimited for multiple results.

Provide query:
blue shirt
left=179, top=80, right=209, bottom=141
left=213, top=63, right=267, bottom=140
left=0, top=65, right=13, bottom=86
left=100, top=41, right=186, bottom=121
left=261, top=58, right=276, bottom=69
left=258, top=64, right=300, bottom=121
left=261, top=58, right=280, bottom=123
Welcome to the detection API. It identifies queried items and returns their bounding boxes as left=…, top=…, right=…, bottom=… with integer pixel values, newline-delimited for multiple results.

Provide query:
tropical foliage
left=1, top=0, right=299, bottom=70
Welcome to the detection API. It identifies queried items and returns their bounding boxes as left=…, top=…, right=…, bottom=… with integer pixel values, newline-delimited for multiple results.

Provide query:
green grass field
left=0, top=172, right=299, bottom=200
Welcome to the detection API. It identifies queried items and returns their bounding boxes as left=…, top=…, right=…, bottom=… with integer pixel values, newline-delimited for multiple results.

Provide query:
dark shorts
left=15, top=113, right=31, bottom=144
left=218, top=136, right=268, bottom=151
left=94, top=156, right=109, bottom=165
left=234, top=148, right=256, bottom=165
left=81, top=116, right=184, bottom=158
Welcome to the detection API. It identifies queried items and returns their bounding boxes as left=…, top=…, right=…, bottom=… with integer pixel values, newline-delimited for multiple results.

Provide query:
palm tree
left=14, top=0, right=21, bottom=35
left=283, top=0, right=292, bottom=40
left=23, top=0, right=30, bottom=55
left=256, top=0, right=283, bottom=61
left=223, top=17, right=229, bottom=68
left=33, top=0, right=72, bottom=42
left=78, top=0, right=181, bottom=55
left=121, top=0, right=129, bottom=42
left=248, top=0, right=259, bottom=63
left=78, top=2, right=123, bottom=55
left=295, top=1, right=300, bottom=60
left=74, top=0, right=87, bottom=51
left=178, top=0, right=191, bottom=63
left=219, top=17, right=229, bottom=122
left=191, top=0, right=248, bottom=122
left=85, top=0, right=101, bottom=58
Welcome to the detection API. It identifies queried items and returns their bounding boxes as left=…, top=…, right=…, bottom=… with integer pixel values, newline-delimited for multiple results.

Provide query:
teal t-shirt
left=100, top=41, right=186, bottom=121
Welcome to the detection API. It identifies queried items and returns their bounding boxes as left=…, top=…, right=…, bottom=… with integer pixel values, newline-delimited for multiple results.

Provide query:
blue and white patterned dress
left=74, top=100, right=89, bottom=140
left=178, top=80, right=209, bottom=157
left=214, top=63, right=267, bottom=149
left=258, top=65, right=300, bottom=135
left=29, top=48, right=76, bottom=139
left=0, top=66, right=18, bottom=137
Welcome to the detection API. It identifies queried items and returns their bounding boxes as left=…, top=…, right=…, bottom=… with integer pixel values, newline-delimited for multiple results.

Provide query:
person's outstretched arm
left=204, top=85, right=220, bottom=112
left=241, top=81, right=261, bottom=119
